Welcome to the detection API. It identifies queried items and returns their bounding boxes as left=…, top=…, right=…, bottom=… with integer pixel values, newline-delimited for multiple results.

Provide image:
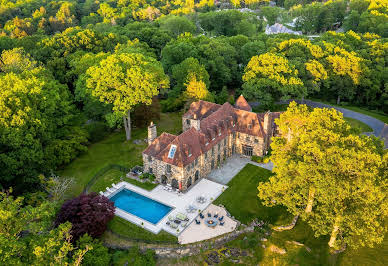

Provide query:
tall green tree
left=258, top=102, right=388, bottom=251
left=85, top=52, right=169, bottom=140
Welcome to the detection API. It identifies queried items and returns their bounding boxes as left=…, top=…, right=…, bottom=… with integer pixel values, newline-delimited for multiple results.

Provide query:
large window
left=242, top=145, right=253, bottom=156
left=166, top=164, right=171, bottom=173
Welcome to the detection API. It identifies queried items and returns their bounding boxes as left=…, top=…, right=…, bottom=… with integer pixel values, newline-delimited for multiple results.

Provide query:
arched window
left=161, top=175, right=167, bottom=184
left=195, top=170, right=199, bottom=181
left=171, top=179, right=179, bottom=189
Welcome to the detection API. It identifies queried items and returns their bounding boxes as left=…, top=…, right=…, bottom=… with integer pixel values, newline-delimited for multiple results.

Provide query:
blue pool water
left=110, top=189, right=172, bottom=224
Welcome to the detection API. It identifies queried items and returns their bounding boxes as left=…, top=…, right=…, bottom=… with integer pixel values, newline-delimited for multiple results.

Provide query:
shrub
left=84, top=121, right=111, bottom=143
left=112, top=247, right=156, bottom=266
left=148, top=174, right=156, bottom=182
left=251, top=155, right=263, bottom=163
left=77, top=234, right=111, bottom=266
left=263, top=156, right=270, bottom=164
left=55, top=192, right=115, bottom=241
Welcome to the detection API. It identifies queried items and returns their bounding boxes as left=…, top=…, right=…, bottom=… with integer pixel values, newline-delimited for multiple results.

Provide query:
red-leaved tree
left=55, top=192, right=115, bottom=241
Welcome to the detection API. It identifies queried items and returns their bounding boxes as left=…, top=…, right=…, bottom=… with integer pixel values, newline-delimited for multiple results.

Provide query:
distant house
left=265, top=23, right=302, bottom=35
left=142, top=96, right=280, bottom=191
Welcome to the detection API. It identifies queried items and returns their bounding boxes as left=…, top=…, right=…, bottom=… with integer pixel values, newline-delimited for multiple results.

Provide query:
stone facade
left=143, top=98, right=280, bottom=192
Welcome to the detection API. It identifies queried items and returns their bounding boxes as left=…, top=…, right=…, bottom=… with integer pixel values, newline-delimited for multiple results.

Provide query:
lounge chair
left=220, top=221, right=225, bottom=226
left=218, top=216, right=224, bottom=221
left=207, top=213, right=211, bottom=217
left=170, top=223, right=178, bottom=229
left=181, top=221, right=188, bottom=227
left=99, top=191, right=104, bottom=195
left=112, top=183, right=120, bottom=189
left=168, top=215, right=174, bottom=221
left=200, top=213, right=205, bottom=219
left=214, top=213, right=218, bottom=218
left=176, top=213, right=187, bottom=221
left=195, top=219, right=201, bottom=225
left=106, top=187, right=114, bottom=193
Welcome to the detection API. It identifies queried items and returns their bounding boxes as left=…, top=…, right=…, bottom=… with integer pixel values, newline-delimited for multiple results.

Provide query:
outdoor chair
left=195, top=219, right=201, bottom=225
left=168, top=216, right=174, bottom=221
left=200, top=213, right=205, bottom=219
left=99, top=191, right=104, bottom=195
left=207, top=213, right=211, bottom=217
left=214, top=213, right=219, bottom=218
left=170, top=223, right=178, bottom=229
left=218, top=216, right=224, bottom=221
left=181, top=221, right=188, bottom=227
left=220, top=221, right=225, bottom=226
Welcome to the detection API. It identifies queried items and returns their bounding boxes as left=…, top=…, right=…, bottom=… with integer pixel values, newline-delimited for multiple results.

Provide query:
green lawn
left=214, top=163, right=292, bottom=225
left=344, top=117, right=373, bottom=132
left=104, top=216, right=178, bottom=244
left=60, top=112, right=182, bottom=197
left=204, top=164, right=388, bottom=266
left=253, top=104, right=289, bottom=113
left=88, top=168, right=158, bottom=193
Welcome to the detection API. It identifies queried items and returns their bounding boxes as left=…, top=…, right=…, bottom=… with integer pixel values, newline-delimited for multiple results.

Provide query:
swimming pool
left=110, top=189, right=173, bottom=224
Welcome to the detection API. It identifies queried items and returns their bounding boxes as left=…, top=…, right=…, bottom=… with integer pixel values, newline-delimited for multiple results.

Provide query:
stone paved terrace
left=207, top=154, right=273, bottom=185
left=178, top=204, right=238, bottom=244
left=105, top=179, right=227, bottom=236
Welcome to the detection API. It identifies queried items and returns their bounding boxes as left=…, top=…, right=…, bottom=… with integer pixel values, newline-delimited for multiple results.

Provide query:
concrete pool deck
left=106, top=179, right=227, bottom=236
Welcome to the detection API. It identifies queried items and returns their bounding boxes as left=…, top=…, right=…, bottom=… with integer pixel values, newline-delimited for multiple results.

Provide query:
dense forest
left=1, top=0, right=387, bottom=192
left=0, top=0, right=387, bottom=264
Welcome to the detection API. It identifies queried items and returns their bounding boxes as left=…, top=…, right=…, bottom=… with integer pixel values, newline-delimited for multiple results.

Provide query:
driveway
left=207, top=155, right=273, bottom=185
left=250, top=99, right=388, bottom=148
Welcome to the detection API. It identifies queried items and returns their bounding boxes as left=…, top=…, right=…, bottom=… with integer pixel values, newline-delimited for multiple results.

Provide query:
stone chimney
left=264, top=111, right=273, bottom=135
left=191, top=114, right=201, bottom=131
left=148, top=121, right=157, bottom=145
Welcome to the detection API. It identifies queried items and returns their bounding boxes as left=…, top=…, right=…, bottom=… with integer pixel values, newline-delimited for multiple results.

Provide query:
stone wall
left=104, top=222, right=256, bottom=258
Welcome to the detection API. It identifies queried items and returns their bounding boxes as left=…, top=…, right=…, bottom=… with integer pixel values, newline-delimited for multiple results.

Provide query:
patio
left=178, top=204, right=238, bottom=244
left=103, top=179, right=227, bottom=236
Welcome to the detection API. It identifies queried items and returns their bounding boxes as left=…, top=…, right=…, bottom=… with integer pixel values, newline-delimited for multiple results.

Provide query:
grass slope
left=104, top=216, right=177, bottom=244
left=214, top=163, right=292, bottom=225
left=344, top=117, right=373, bottom=132
left=181, top=164, right=388, bottom=265
left=61, top=112, right=182, bottom=197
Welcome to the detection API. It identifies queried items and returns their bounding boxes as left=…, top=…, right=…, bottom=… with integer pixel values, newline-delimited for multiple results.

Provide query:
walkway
left=207, top=155, right=273, bottom=185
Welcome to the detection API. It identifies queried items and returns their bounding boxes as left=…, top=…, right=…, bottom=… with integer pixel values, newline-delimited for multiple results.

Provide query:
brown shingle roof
left=143, top=132, right=176, bottom=157
left=183, top=100, right=221, bottom=120
left=235, top=95, right=251, bottom=112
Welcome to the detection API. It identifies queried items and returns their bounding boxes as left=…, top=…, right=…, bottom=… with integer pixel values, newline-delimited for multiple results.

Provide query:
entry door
left=242, top=145, right=253, bottom=156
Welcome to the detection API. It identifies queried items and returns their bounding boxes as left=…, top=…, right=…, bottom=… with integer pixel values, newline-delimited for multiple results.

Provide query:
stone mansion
left=142, top=95, right=280, bottom=191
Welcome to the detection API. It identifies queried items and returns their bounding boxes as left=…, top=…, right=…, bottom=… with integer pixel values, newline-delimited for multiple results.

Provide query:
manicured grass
left=344, top=117, right=373, bottom=132
left=310, top=98, right=388, bottom=124
left=106, top=216, right=178, bottom=244
left=214, top=163, right=292, bottom=225
left=60, top=112, right=182, bottom=197
left=168, top=163, right=388, bottom=265
left=88, top=168, right=157, bottom=193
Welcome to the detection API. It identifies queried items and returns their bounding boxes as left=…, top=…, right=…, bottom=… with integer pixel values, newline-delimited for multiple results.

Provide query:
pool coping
left=108, top=186, right=176, bottom=227
left=103, top=179, right=228, bottom=236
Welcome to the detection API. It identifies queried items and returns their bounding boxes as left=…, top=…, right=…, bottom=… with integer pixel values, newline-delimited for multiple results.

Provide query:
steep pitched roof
left=144, top=100, right=278, bottom=167
left=235, top=95, right=251, bottom=112
left=143, top=132, right=176, bottom=157
left=183, top=100, right=221, bottom=120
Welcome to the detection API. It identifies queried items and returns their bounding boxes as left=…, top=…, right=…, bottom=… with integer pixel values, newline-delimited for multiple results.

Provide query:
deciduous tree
left=85, top=52, right=169, bottom=140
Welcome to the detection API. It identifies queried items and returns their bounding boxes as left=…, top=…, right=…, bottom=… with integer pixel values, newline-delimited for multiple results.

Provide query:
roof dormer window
left=168, top=145, right=177, bottom=159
